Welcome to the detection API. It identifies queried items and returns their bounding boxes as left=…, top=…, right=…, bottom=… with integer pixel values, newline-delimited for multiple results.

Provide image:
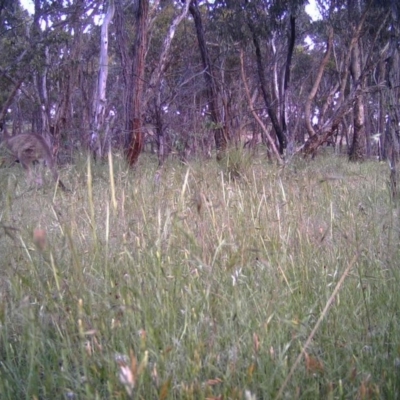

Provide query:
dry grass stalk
left=275, top=252, right=360, bottom=400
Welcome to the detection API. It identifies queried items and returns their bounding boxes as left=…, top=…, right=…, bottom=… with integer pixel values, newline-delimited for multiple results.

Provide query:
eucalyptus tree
left=90, top=0, right=115, bottom=159
left=188, top=0, right=229, bottom=160
left=143, top=0, right=190, bottom=165
left=382, top=0, right=400, bottom=197
left=0, top=0, right=105, bottom=157
left=302, top=0, right=392, bottom=160
left=211, top=0, right=309, bottom=160
left=114, top=0, right=198, bottom=164
left=0, top=1, right=33, bottom=128
left=30, top=0, right=101, bottom=143
left=125, top=0, right=150, bottom=165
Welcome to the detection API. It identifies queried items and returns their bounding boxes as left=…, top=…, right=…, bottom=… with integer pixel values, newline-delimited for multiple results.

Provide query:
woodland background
left=0, top=0, right=399, bottom=170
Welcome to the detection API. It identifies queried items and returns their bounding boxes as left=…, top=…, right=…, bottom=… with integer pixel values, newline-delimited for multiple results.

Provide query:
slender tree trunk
left=281, top=15, right=296, bottom=153
left=126, top=0, right=149, bottom=165
left=153, top=99, right=165, bottom=165
left=304, top=27, right=333, bottom=138
left=145, top=0, right=190, bottom=165
left=91, top=0, right=115, bottom=159
left=115, top=0, right=133, bottom=149
left=349, top=38, right=365, bottom=161
left=31, top=0, right=53, bottom=148
left=189, top=0, right=228, bottom=161
left=246, top=13, right=286, bottom=153
left=347, top=0, right=374, bottom=161
left=240, top=49, right=283, bottom=164
left=32, top=1, right=50, bottom=137
left=378, top=59, right=386, bottom=160
left=269, top=34, right=280, bottom=122
left=384, top=5, right=400, bottom=198
left=53, top=0, right=85, bottom=155
left=302, top=3, right=372, bottom=157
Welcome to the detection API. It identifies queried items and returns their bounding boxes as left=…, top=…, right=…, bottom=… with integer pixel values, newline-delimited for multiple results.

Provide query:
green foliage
left=0, top=154, right=399, bottom=398
left=0, top=2, right=31, bottom=104
left=211, top=0, right=309, bottom=44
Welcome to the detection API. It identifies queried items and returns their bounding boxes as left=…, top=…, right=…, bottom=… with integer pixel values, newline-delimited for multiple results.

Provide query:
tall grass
left=0, top=151, right=399, bottom=399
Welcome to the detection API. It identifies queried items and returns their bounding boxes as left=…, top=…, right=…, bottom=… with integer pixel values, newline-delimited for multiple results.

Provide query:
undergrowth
left=0, top=151, right=399, bottom=399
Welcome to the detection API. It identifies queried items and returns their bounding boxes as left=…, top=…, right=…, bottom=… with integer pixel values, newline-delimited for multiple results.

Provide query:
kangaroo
left=0, top=131, right=68, bottom=191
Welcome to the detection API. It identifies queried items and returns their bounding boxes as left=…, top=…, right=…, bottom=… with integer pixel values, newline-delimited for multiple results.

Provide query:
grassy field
left=0, top=150, right=399, bottom=399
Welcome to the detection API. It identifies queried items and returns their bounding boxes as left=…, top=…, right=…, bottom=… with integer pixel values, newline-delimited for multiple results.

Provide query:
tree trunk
left=281, top=15, right=296, bottom=154
left=378, top=59, right=386, bottom=160
left=153, top=101, right=165, bottom=165
left=189, top=0, right=228, bottom=161
left=348, top=91, right=365, bottom=161
left=384, top=8, right=400, bottom=199
left=302, top=85, right=361, bottom=156
left=32, top=0, right=51, bottom=138
left=126, top=0, right=149, bottom=166
left=302, top=2, right=371, bottom=157
left=115, top=0, right=133, bottom=149
left=246, top=13, right=286, bottom=153
left=304, top=27, right=333, bottom=138
left=53, top=0, right=85, bottom=156
left=348, top=36, right=365, bottom=161
left=91, top=0, right=115, bottom=159
left=239, top=48, right=283, bottom=164
left=145, top=0, right=190, bottom=165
